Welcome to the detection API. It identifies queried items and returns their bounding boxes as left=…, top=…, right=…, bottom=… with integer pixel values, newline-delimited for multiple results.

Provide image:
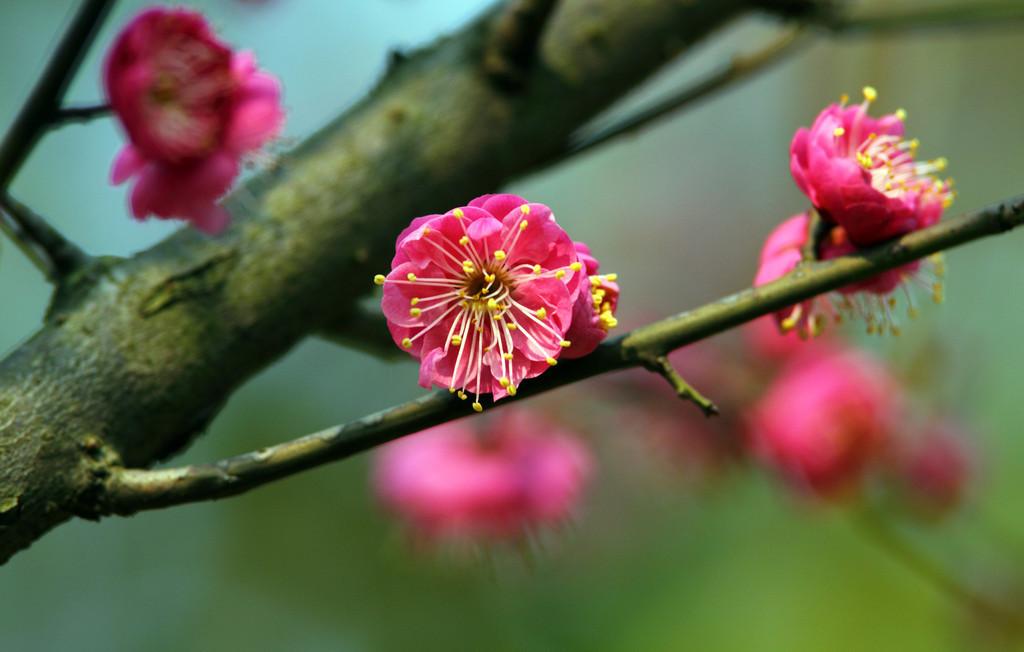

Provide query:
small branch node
left=642, top=354, right=719, bottom=417
left=483, top=0, right=559, bottom=91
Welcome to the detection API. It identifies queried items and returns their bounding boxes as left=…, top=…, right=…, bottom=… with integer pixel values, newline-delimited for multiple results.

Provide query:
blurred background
left=2, top=0, right=1024, bottom=650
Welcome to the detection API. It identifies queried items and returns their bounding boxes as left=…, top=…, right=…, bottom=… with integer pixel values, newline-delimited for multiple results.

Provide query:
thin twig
left=853, top=506, right=1023, bottom=637
left=51, top=103, right=111, bottom=128
left=563, top=28, right=806, bottom=161
left=483, top=0, right=560, bottom=91
left=0, top=194, right=90, bottom=279
left=102, top=194, right=1024, bottom=513
left=825, top=1, right=1024, bottom=35
left=0, top=0, right=115, bottom=190
left=642, top=354, right=719, bottom=417
left=800, top=208, right=827, bottom=263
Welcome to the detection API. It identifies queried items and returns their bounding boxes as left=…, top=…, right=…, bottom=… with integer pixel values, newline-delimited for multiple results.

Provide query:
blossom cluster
left=756, top=87, right=953, bottom=337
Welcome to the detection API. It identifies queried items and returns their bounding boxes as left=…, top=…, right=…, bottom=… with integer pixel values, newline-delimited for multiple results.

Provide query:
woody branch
left=0, top=0, right=1020, bottom=568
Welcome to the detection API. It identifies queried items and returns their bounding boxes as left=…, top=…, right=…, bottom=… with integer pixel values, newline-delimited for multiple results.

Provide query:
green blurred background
left=2, top=1, right=1024, bottom=650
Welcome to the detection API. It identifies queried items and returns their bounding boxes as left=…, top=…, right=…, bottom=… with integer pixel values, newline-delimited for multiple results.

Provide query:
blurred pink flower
left=105, top=7, right=284, bottom=233
left=749, top=346, right=902, bottom=499
left=891, top=419, right=975, bottom=518
left=376, top=194, right=586, bottom=409
left=562, top=241, right=619, bottom=360
left=790, top=87, right=953, bottom=247
left=754, top=213, right=944, bottom=337
left=373, top=412, right=593, bottom=541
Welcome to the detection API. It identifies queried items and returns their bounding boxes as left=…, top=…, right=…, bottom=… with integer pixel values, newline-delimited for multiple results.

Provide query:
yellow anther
left=560, top=340, right=571, bottom=348
left=862, top=86, right=878, bottom=102
left=532, top=264, right=542, bottom=275
left=451, top=335, right=462, bottom=346
left=890, top=325, right=902, bottom=336
left=546, top=357, right=558, bottom=366
left=506, top=322, right=518, bottom=330
left=895, top=108, right=907, bottom=121
left=406, top=272, right=417, bottom=282
left=605, top=273, right=618, bottom=282
left=472, top=402, right=483, bottom=412
left=457, top=391, right=467, bottom=400
left=487, top=298, right=500, bottom=311
left=459, top=235, right=470, bottom=246
left=373, top=274, right=386, bottom=285
left=934, top=157, right=949, bottom=171
left=401, top=337, right=413, bottom=348
left=520, top=205, right=531, bottom=214
left=502, top=353, right=514, bottom=360
left=422, top=227, right=431, bottom=235
left=449, top=387, right=456, bottom=393
left=507, top=385, right=517, bottom=396
left=535, top=307, right=547, bottom=319
left=833, top=127, right=845, bottom=137
left=520, top=219, right=529, bottom=231
left=555, top=270, right=565, bottom=279
left=484, top=273, right=496, bottom=284
left=569, top=262, right=583, bottom=272
left=453, top=208, right=464, bottom=219
left=410, top=297, right=420, bottom=306
left=494, top=250, right=506, bottom=261
left=839, top=92, right=849, bottom=105
left=409, top=308, right=422, bottom=317
left=780, top=314, right=798, bottom=332
left=907, top=307, right=919, bottom=319
left=499, top=377, right=510, bottom=388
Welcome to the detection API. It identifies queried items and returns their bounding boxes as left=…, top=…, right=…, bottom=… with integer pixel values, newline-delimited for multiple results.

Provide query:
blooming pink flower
left=891, top=420, right=974, bottom=518
left=754, top=213, right=944, bottom=336
left=373, top=411, right=593, bottom=541
left=749, top=346, right=902, bottom=499
left=105, top=7, right=284, bottom=234
left=562, top=241, right=619, bottom=360
left=376, top=194, right=587, bottom=409
left=790, top=87, right=953, bottom=247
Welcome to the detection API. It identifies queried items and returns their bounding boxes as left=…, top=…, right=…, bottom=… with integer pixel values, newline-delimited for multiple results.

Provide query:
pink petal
left=111, top=144, right=146, bottom=185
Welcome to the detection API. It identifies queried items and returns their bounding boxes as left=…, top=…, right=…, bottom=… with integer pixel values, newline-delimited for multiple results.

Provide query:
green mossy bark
left=0, top=0, right=755, bottom=564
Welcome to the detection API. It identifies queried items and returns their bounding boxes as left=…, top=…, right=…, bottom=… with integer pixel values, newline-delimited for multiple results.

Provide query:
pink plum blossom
left=562, top=241, right=619, bottom=360
left=748, top=346, right=902, bottom=499
left=754, top=212, right=944, bottom=337
left=891, top=419, right=975, bottom=518
left=376, top=194, right=587, bottom=410
left=105, top=7, right=284, bottom=234
left=790, top=87, right=953, bottom=247
left=372, top=411, right=593, bottom=542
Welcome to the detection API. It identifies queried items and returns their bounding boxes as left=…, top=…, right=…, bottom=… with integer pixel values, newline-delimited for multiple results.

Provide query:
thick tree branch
left=0, top=0, right=114, bottom=190
left=101, top=195, right=1024, bottom=513
left=483, top=0, right=560, bottom=90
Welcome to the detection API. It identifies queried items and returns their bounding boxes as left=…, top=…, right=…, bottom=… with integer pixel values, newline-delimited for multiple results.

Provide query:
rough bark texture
left=0, top=0, right=763, bottom=563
